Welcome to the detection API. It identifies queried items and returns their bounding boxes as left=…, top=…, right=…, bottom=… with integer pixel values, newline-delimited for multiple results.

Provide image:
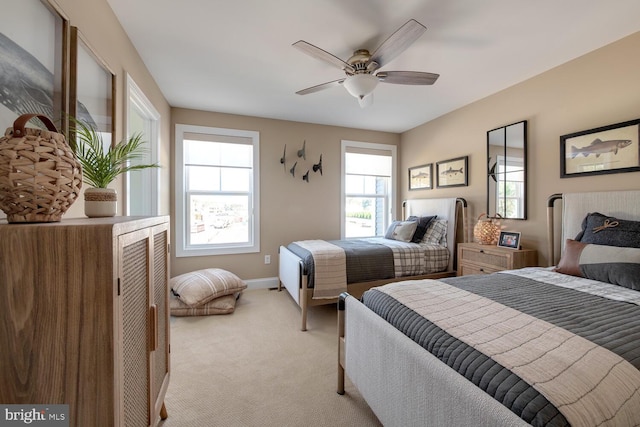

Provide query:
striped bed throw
left=293, top=240, right=347, bottom=299
left=362, top=272, right=640, bottom=426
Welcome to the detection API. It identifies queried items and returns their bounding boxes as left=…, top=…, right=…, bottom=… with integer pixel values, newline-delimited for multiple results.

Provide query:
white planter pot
left=84, top=188, right=117, bottom=218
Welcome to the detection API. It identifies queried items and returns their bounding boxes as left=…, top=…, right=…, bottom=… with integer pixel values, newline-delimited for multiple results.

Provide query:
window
left=495, top=155, right=524, bottom=218
left=341, top=140, right=396, bottom=238
left=125, top=73, right=160, bottom=215
left=175, top=124, right=260, bottom=257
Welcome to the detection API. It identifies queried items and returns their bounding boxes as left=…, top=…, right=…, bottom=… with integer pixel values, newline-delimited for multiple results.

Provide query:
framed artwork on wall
left=408, top=163, right=433, bottom=190
left=436, top=156, right=468, bottom=188
left=70, top=26, right=115, bottom=148
left=560, top=118, right=640, bottom=178
left=0, top=0, right=69, bottom=131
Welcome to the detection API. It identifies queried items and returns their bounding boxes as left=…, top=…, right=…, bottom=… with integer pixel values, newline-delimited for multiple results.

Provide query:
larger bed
left=279, top=197, right=467, bottom=331
left=337, top=190, right=640, bottom=427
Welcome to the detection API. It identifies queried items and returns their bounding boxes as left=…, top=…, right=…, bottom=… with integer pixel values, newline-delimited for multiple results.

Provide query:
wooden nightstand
left=457, top=242, right=538, bottom=276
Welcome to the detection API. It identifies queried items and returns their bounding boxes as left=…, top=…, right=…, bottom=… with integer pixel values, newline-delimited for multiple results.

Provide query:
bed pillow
left=384, top=220, right=418, bottom=242
left=555, top=239, right=640, bottom=290
left=170, top=292, right=238, bottom=316
left=170, top=268, right=247, bottom=307
left=407, top=215, right=437, bottom=243
left=576, top=212, right=640, bottom=248
left=422, top=219, right=448, bottom=245
left=384, top=221, right=401, bottom=239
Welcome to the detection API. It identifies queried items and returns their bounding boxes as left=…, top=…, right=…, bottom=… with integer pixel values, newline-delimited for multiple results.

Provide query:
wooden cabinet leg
left=160, top=402, right=168, bottom=420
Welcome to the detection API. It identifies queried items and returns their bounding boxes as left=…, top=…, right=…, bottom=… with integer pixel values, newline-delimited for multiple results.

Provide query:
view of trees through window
left=496, top=156, right=525, bottom=218
left=185, top=138, right=253, bottom=247
left=344, top=150, right=392, bottom=238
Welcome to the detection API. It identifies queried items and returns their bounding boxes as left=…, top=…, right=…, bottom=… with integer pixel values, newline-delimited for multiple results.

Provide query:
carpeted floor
left=159, top=288, right=382, bottom=427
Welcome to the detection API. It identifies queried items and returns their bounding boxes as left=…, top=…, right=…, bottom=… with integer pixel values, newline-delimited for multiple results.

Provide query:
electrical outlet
left=264, top=255, right=271, bottom=264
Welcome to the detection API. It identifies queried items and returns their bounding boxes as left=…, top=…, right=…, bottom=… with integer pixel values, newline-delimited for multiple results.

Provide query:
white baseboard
left=245, top=276, right=279, bottom=290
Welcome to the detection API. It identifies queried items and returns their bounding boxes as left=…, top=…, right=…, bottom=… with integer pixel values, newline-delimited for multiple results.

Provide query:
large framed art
left=560, top=118, right=640, bottom=178
left=70, top=26, right=115, bottom=148
left=0, top=0, right=69, bottom=131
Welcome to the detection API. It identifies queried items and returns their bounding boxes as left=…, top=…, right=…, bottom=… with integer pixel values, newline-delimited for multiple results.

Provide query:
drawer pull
left=479, top=249, right=484, bottom=253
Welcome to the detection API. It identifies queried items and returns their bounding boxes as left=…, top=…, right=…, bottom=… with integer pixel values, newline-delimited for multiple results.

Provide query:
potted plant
left=70, top=118, right=159, bottom=217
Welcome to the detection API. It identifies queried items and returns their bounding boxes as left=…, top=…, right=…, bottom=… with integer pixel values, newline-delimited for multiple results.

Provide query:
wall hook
left=312, top=154, right=323, bottom=175
left=297, top=140, right=306, bottom=160
left=280, top=144, right=286, bottom=169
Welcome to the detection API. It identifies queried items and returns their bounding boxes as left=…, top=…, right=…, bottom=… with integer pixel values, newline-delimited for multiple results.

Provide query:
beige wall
left=170, top=108, right=400, bottom=278
left=7, top=1, right=639, bottom=277
left=43, top=0, right=172, bottom=218
left=400, top=31, right=640, bottom=266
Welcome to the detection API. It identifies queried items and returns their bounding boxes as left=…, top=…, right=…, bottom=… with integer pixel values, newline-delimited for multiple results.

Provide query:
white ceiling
left=106, top=0, right=640, bottom=133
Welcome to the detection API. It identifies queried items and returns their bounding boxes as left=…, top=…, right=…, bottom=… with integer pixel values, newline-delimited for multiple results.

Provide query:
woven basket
left=0, top=114, right=82, bottom=223
left=473, top=213, right=502, bottom=245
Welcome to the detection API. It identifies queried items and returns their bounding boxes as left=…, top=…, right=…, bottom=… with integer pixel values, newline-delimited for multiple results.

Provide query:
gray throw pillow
left=576, top=212, right=640, bottom=248
left=407, top=215, right=437, bottom=243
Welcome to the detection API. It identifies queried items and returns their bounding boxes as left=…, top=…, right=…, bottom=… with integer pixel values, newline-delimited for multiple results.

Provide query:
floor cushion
left=170, top=292, right=239, bottom=316
left=170, top=268, right=247, bottom=307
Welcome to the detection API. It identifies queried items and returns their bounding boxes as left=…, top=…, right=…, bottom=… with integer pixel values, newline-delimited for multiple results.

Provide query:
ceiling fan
left=293, top=19, right=439, bottom=107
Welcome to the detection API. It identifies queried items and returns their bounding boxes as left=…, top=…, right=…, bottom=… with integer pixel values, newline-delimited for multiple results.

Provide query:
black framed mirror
left=487, top=120, right=527, bottom=219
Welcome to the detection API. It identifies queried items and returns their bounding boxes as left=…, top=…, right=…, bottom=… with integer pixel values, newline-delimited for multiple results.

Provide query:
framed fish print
left=436, top=156, right=468, bottom=188
left=560, top=118, right=640, bottom=178
left=0, top=0, right=69, bottom=132
left=409, top=163, right=433, bottom=190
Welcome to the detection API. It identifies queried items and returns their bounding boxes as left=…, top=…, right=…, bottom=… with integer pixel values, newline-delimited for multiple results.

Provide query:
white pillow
left=388, top=220, right=418, bottom=242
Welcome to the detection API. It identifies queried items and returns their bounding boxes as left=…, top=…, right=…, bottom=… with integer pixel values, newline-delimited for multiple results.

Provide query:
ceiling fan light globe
left=343, top=74, right=379, bottom=99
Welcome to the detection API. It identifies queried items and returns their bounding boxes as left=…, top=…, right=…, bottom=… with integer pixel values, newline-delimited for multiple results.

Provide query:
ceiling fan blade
left=377, top=71, right=439, bottom=85
left=292, top=41, right=355, bottom=73
left=295, top=79, right=345, bottom=95
left=369, top=19, right=426, bottom=68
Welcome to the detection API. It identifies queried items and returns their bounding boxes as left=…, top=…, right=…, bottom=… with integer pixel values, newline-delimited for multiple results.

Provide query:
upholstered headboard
left=403, top=197, right=467, bottom=272
left=547, top=190, right=640, bottom=265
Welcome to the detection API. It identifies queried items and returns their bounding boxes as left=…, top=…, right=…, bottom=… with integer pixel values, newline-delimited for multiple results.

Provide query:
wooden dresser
left=457, top=242, right=538, bottom=276
left=0, top=216, right=170, bottom=427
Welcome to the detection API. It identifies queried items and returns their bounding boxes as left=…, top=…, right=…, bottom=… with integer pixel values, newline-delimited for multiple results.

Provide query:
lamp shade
left=343, top=74, right=379, bottom=99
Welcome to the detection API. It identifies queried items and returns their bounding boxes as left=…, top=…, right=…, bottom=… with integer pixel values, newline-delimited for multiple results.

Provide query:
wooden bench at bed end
left=337, top=292, right=349, bottom=395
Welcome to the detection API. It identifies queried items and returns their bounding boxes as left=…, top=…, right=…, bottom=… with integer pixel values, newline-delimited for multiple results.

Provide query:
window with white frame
left=175, top=124, right=260, bottom=257
left=495, top=154, right=525, bottom=218
left=125, top=73, right=160, bottom=216
left=341, top=140, right=396, bottom=238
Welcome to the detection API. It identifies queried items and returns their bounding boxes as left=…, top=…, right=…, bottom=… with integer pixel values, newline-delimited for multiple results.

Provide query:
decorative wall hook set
left=280, top=140, right=322, bottom=182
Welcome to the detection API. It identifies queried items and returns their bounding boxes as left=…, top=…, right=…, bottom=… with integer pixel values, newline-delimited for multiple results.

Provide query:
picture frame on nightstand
left=498, top=231, right=520, bottom=249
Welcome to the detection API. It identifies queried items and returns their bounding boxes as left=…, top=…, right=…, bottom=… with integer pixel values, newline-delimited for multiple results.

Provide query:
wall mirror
left=487, top=120, right=527, bottom=219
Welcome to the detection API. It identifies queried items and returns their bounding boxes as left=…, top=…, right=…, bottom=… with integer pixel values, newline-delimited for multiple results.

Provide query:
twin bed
left=278, top=197, right=467, bottom=331
left=337, top=190, right=640, bottom=427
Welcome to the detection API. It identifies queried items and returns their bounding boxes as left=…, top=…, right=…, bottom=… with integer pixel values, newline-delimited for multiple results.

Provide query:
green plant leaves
left=68, top=117, right=159, bottom=188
